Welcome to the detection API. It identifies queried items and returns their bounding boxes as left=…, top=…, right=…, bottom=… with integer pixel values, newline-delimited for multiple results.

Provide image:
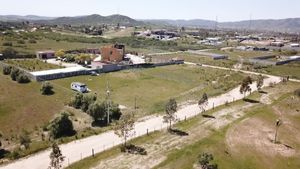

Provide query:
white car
left=71, top=82, right=88, bottom=93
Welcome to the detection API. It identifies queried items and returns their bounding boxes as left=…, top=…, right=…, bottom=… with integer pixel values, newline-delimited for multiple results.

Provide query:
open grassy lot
left=259, top=62, right=300, bottom=79
left=3, top=59, right=63, bottom=71
left=0, top=38, right=104, bottom=55
left=53, top=65, right=246, bottom=116
left=0, top=73, right=72, bottom=135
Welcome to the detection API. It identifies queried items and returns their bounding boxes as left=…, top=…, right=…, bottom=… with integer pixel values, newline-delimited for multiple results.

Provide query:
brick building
left=101, top=44, right=125, bottom=63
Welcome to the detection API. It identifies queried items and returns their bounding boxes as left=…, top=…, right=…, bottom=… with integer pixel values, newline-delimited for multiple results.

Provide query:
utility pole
left=106, top=81, right=110, bottom=125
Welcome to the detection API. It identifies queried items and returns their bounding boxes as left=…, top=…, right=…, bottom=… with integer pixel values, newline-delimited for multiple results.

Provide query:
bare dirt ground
left=226, top=84, right=300, bottom=160
left=91, top=103, right=255, bottom=169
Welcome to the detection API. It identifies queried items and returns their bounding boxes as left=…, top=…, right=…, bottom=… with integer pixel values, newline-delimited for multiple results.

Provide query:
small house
left=36, top=50, right=55, bottom=59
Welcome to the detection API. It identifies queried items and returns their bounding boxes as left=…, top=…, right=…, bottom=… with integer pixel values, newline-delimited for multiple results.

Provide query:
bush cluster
left=2, top=66, right=31, bottom=83
left=69, top=93, right=122, bottom=123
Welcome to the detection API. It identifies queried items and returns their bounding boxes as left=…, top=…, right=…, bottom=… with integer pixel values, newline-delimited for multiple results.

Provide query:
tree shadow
left=258, top=90, right=268, bottom=94
left=168, top=128, right=189, bottom=136
left=243, top=98, right=260, bottom=103
left=43, top=90, right=55, bottom=96
left=120, top=144, right=147, bottom=155
left=0, top=149, right=10, bottom=159
left=202, top=114, right=216, bottom=119
left=91, top=120, right=108, bottom=127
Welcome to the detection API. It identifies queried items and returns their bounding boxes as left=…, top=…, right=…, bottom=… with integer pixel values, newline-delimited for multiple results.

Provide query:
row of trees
left=2, top=65, right=30, bottom=83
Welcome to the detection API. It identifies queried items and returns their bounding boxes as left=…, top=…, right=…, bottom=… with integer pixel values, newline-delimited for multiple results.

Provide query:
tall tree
left=49, top=142, right=65, bottom=169
left=49, top=113, right=74, bottom=139
left=257, top=74, right=264, bottom=91
left=163, top=99, right=177, bottom=129
left=240, top=76, right=253, bottom=98
left=114, top=112, right=135, bottom=147
left=198, top=93, right=208, bottom=112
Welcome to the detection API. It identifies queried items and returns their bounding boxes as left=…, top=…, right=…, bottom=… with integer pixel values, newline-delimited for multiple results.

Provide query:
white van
left=71, top=82, right=88, bottom=93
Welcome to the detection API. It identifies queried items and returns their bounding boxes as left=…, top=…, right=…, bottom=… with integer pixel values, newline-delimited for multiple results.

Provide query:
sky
left=0, top=0, right=299, bottom=22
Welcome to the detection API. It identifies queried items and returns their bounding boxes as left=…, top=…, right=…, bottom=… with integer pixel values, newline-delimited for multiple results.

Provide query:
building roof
left=36, top=50, right=55, bottom=54
left=31, top=67, right=88, bottom=76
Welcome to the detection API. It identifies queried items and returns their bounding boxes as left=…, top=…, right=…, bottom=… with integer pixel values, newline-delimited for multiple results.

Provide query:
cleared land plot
left=3, top=59, right=63, bottom=71
left=154, top=82, right=300, bottom=169
left=53, top=65, right=246, bottom=116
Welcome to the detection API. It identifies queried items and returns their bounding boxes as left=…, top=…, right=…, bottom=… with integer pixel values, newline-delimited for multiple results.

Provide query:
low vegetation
left=3, top=59, right=63, bottom=71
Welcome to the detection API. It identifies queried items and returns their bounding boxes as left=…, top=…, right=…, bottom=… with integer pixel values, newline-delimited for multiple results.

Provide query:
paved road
left=0, top=64, right=286, bottom=169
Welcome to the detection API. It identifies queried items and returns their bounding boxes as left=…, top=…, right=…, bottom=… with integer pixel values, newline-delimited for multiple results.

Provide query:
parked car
left=90, top=71, right=98, bottom=76
left=71, top=82, right=88, bottom=93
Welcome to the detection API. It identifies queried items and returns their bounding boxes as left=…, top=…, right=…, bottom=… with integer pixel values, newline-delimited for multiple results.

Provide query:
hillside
left=36, top=14, right=144, bottom=26
left=0, top=15, right=56, bottom=21
left=144, top=18, right=300, bottom=33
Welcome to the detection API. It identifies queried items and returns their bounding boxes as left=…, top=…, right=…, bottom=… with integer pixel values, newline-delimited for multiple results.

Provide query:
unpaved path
left=0, top=65, right=283, bottom=169
left=92, top=103, right=255, bottom=169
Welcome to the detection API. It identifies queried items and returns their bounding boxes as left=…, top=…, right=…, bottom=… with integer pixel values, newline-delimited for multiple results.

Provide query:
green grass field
left=0, top=73, right=72, bottom=135
left=3, top=59, right=63, bottom=71
left=53, top=65, right=245, bottom=116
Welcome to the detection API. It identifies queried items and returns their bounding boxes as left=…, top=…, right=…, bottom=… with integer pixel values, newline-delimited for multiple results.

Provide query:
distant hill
left=0, top=15, right=56, bottom=21
left=35, top=14, right=144, bottom=26
left=144, top=18, right=300, bottom=33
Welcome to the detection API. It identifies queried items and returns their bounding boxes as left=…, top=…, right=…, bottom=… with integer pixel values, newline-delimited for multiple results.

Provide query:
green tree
left=2, top=65, right=12, bottom=75
left=257, top=74, right=264, bottom=91
left=19, top=130, right=31, bottom=149
left=55, top=49, right=65, bottom=58
left=163, top=99, right=177, bottom=129
left=81, top=94, right=97, bottom=112
left=49, top=113, right=75, bottom=139
left=198, top=152, right=218, bottom=169
left=87, top=102, right=106, bottom=122
left=239, top=76, right=253, bottom=98
left=49, top=142, right=65, bottom=169
left=69, top=93, right=83, bottom=109
left=114, top=112, right=135, bottom=147
left=40, top=82, right=54, bottom=95
left=10, top=67, right=20, bottom=81
left=16, top=73, right=30, bottom=83
left=198, top=93, right=208, bottom=112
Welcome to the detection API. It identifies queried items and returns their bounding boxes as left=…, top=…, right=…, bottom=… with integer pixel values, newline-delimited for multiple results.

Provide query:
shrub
left=49, top=112, right=75, bottom=139
left=17, top=40, right=25, bottom=44
left=294, top=89, right=300, bottom=97
left=28, top=39, right=37, bottom=43
left=10, top=68, right=20, bottom=81
left=40, top=82, right=54, bottom=95
left=19, top=130, right=31, bottom=149
left=69, top=93, right=83, bottom=109
left=80, top=94, right=97, bottom=112
left=16, top=73, right=30, bottom=83
left=2, top=42, right=12, bottom=46
left=1, top=47, right=18, bottom=57
left=2, top=65, right=12, bottom=75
